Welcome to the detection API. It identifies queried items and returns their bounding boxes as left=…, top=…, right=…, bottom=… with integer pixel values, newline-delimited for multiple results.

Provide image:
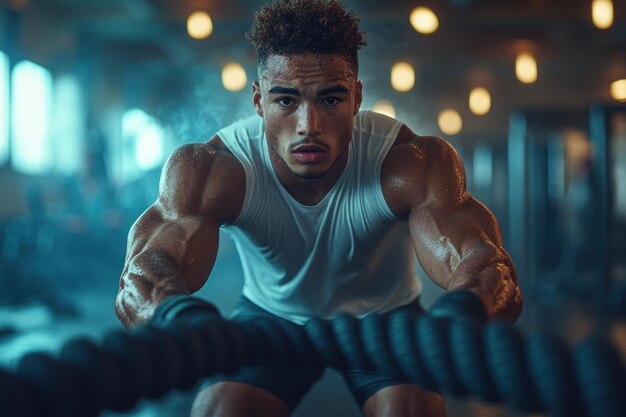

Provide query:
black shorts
left=202, top=296, right=425, bottom=411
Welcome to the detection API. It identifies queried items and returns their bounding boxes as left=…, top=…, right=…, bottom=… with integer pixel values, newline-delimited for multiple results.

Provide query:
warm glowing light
left=438, top=109, right=462, bottom=135
left=409, top=7, right=439, bottom=34
left=611, top=79, right=626, bottom=101
left=391, top=62, right=415, bottom=92
left=592, top=0, right=613, bottom=29
left=515, top=53, right=537, bottom=84
left=187, top=11, right=213, bottom=39
left=372, top=100, right=396, bottom=118
left=8, top=0, right=28, bottom=11
left=469, top=87, right=491, bottom=116
left=222, top=63, right=247, bottom=91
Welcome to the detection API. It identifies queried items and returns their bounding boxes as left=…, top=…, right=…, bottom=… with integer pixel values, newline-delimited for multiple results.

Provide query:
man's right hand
left=150, top=295, right=222, bottom=326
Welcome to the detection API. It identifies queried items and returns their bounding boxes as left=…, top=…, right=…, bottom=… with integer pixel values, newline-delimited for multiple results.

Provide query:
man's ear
left=252, top=81, right=264, bottom=117
left=353, top=80, right=363, bottom=115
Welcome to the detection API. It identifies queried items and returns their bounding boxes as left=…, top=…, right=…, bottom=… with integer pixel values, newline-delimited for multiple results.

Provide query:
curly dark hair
left=246, top=0, right=367, bottom=72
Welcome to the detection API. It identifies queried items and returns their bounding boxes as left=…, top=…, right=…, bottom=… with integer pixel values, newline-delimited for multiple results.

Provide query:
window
left=0, top=51, right=8, bottom=165
left=121, top=108, right=166, bottom=182
left=11, top=60, right=53, bottom=174
left=53, top=75, right=83, bottom=175
left=473, top=145, right=493, bottom=189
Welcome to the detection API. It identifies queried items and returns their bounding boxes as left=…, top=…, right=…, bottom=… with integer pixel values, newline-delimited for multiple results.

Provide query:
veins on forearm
left=117, top=251, right=189, bottom=325
left=126, top=251, right=189, bottom=300
left=450, top=255, right=522, bottom=319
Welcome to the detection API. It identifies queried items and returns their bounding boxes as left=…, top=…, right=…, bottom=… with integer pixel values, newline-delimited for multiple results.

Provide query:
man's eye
left=324, top=97, right=341, bottom=106
left=277, top=97, right=295, bottom=106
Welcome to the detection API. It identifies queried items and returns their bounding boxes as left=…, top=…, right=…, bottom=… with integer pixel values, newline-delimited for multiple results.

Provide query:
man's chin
left=289, top=167, right=328, bottom=180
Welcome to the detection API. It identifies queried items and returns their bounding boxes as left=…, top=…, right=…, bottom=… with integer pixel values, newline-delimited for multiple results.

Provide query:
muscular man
left=115, top=1, right=522, bottom=416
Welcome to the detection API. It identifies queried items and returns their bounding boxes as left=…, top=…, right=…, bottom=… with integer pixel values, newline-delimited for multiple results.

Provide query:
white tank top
left=217, top=110, right=422, bottom=324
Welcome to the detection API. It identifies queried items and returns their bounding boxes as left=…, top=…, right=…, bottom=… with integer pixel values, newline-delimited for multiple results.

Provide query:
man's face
left=253, top=54, right=362, bottom=180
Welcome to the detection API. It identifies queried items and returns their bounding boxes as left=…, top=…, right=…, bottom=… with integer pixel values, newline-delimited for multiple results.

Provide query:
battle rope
left=1, top=292, right=624, bottom=417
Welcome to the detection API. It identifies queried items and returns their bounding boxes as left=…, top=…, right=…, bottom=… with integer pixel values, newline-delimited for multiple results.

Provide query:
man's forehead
left=259, top=53, right=356, bottom=84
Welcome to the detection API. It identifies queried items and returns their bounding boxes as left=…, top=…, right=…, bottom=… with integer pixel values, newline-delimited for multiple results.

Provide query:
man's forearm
left=447, top=256, right=522, bottom=321
left=115, top=253, right=190, bottom=327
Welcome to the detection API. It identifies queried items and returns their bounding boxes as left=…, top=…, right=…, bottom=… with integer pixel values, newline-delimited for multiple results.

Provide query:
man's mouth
left=292, top=144, right=327, bottom=163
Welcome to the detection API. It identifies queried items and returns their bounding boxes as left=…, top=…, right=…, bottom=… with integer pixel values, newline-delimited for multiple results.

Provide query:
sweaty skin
left=115, top=143, right=245, bottom=326
left=381, top=127, right=522, bottom=319
left=115, top=53, right=521, bottom=417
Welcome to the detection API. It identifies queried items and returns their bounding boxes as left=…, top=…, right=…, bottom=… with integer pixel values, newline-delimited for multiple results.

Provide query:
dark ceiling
left=1, top=0, right=625, bottom=138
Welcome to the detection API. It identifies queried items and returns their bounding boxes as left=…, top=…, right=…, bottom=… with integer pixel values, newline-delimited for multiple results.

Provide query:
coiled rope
left=1, top=296, right=624, bottom=417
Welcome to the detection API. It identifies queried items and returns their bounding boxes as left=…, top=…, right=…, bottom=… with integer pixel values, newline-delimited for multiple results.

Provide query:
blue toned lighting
left=11, top=60, right=54, bottom=175
left=473, top=145, right=493, bottom=189
left=0, top=51, right=9, bottom=165
left=122, top=108, right=165, bottom=172
left=53, top=75, right=83, bottom=175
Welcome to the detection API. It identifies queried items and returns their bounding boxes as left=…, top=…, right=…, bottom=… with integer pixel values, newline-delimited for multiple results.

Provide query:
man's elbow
left=114, top=289, right=134, bottom=328
left=504, top=284, right=523, bottom=321
left=493, top=272, right=523, bottom=321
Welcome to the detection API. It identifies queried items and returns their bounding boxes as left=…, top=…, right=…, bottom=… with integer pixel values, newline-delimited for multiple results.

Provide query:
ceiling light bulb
left=592, top=0, right=613, bottom=29
left=409, top=7, right=439, bottom=34
left=187, top=11, right=213, bottom=39
left=438, top=109, right=462, bottom=135
left=391, top=62, right=415, bottom=92
left=515, top=53, right=537, bottom=84
left=469, top=87, right=491, bottom=115
left=222, top=63, right=247, bottom=91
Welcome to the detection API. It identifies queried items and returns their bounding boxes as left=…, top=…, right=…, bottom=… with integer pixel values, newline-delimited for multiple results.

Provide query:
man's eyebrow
left=317, top=85, right=349, bottom=96
left=267, top=85, right=350, bottom=96
left=268, top=86, right=301, bottom=95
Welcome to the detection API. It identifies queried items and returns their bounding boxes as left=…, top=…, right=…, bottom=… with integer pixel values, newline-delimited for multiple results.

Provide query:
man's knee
left=362, top=384, right=446, bottom=417
left=191, top=381, right=290, bottom=417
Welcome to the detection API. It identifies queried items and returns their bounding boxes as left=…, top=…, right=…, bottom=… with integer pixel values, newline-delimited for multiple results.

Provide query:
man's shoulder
left=160, top=140, right=245, bottom=221
left=168, top=139, right=242, bottom=175
left=381, top=125, right=465, bottom=216
left=386, top=125, right=458, bottom=167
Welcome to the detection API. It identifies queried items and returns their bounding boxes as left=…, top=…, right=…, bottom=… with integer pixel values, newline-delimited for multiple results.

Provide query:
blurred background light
left=0, top=51, right=8, bottom=165
left=473, top=145, right=493, bottom=189
left=438, top=108, right=462, bottom=135
left=592, top=0, right=613, bottom=29
left=222, top=62, right=247, bottom=91
left=469, top=87, right=491, bottom=115
left=52, top=75, right=83, bottom=176
left=122, top=109, right=165, bottom=173
left=391, top=62, right=415, bottom=92
left=187, top=11, right=213, bottom=39
left=610, top=79, right=626, bottom=102
left=409, top=7, right=439, bottom=34
left=10, top=60, right=53, bottom=175
left=7, top=0, right=28, bottom=11
left=516, top=52, right=538, bottom=84
left=372, top=100, right=396, bottom=118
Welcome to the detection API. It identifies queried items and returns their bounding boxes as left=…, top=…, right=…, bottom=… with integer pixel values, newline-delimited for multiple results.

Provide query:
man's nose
left=296, top=103, right=322, bottom=137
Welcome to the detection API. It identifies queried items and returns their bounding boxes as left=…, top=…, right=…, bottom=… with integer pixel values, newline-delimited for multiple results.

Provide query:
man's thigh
left=197, top=363, right=323, bottom=413
left=362, top=384, right=446, bottom=417
left=193, top=297, right=324, bottom=414
left=191, top=381, right=289, bottom=417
